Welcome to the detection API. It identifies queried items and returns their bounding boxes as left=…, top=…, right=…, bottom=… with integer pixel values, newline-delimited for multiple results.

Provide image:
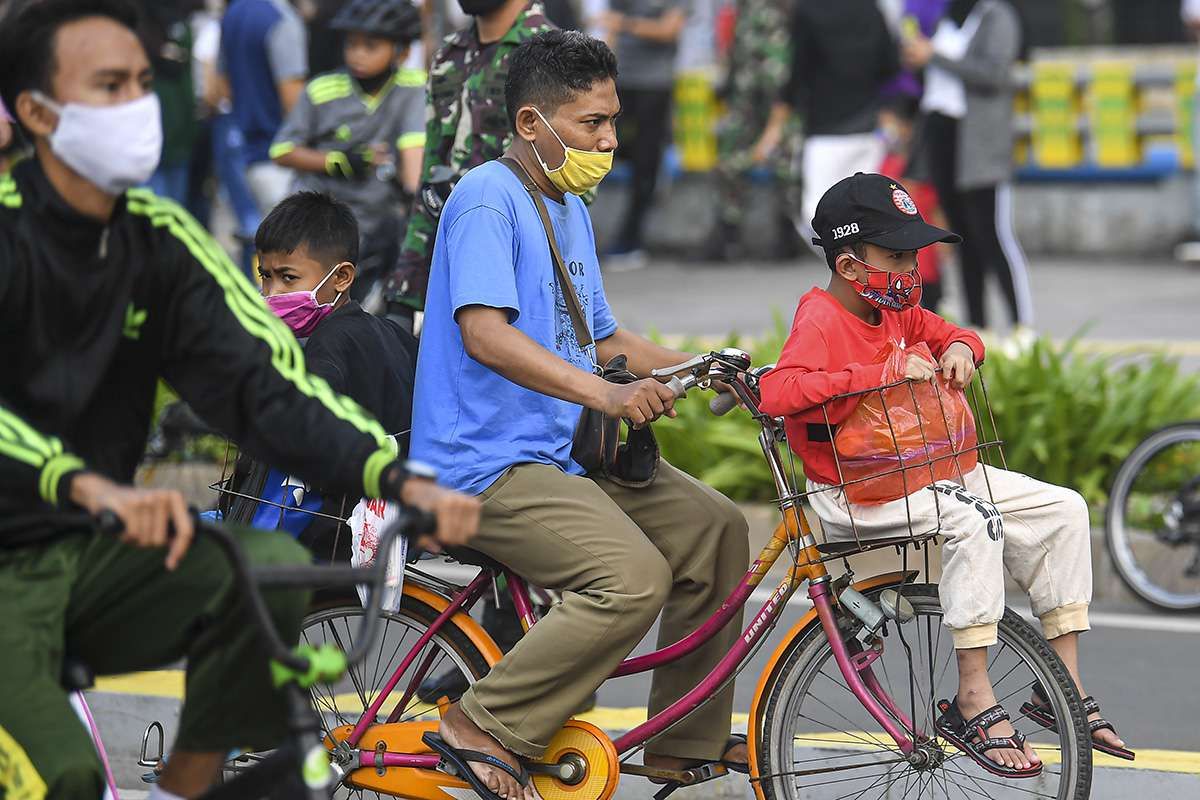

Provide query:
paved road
left=601, top=254, right=1200, bottom=352
left=102, top=589, right=1199, bottom=798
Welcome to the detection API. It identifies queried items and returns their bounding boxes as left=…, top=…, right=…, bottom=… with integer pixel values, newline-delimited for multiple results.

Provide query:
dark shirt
left=305, top=301, right=417, bottom=450
left=782, top=0, right=900, bottom=135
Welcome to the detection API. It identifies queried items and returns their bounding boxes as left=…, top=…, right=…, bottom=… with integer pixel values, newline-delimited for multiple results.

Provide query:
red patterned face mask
left=845, top=254, right=923, bottom=311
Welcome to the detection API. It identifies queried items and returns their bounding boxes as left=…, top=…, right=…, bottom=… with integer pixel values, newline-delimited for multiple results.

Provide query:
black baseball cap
left=811, top=173, right=962, bottom=259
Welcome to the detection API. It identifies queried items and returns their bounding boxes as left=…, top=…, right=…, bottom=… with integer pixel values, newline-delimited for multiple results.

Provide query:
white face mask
left=31, top=91, right=163, bottom=196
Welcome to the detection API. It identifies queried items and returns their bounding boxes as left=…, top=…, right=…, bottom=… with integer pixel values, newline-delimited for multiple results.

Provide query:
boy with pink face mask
left=222, top=191, right=418, bottom=559
left=759, top=172, right=1133, bottom=778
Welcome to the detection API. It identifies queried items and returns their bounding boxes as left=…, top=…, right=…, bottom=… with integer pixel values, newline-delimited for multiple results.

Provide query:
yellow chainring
left=530, top=720, right=619, bottom=800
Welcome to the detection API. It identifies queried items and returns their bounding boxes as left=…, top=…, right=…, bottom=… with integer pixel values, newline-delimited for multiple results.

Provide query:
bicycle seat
left=60, top=656, right=95, bottom=692
left=442, top=546, right=506, bottom=572
left=816, top=534, right=933, bottom=557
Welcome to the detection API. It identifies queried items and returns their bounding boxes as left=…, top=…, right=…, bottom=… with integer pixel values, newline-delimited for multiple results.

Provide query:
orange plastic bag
left=833, top=340, right=977, bottom=505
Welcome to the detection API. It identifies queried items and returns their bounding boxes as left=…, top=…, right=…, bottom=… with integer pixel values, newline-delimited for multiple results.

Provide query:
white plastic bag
left=347, top=497, right=407, bottom=613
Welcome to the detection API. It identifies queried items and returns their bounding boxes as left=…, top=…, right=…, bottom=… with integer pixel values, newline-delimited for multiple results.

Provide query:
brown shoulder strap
left=498, top=157, right=593, bottom=350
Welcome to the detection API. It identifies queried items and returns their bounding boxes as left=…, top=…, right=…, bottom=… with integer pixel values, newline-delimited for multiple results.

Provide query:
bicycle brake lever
left=651, top=353, right=708, bottom=378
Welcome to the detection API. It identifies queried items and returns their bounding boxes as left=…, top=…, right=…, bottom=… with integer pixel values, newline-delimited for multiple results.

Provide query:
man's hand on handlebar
left=396, top=475, right=481, bottom=553
left=600, top=378, right=679, bottom=428
left=68, top=473, right=195, bottom=570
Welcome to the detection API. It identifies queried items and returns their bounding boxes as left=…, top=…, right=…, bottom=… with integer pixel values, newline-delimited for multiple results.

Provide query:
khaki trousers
left=809, top=465, right=1092, bottom=649
left=458, top=460, right=750, bottom=760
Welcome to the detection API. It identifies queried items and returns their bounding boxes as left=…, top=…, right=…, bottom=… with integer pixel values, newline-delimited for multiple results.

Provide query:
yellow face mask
left=532, top=108, right=613, bottom=195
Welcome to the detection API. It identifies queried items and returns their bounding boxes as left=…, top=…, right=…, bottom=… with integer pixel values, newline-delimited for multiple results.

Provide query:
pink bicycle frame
left=339, top=521, right=919, bottom=765
left=338, top=364, right=923, bottom=768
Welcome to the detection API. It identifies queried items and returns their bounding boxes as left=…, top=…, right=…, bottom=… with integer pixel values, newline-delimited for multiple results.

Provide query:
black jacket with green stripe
left=0, top=158, right=401, bottom=547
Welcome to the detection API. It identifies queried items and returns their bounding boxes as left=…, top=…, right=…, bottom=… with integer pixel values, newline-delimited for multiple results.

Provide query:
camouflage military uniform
left=713, top=0, right=799, bottom=240
left=383, top=2, right=552, bottom=311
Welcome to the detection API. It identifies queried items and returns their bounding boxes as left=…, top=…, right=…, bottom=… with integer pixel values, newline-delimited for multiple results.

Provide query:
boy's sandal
left=934, top=698, right=1043, bottom=779
left=1019, top=682, right=1136, bottom=761
left=422, top=731, right=530, bottom=800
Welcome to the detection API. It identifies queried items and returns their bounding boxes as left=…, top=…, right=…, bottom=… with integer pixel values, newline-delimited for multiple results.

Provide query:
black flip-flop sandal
left=934, top=698, right=1043, bottom=779
left=721, top=734, right=750, bottom=774
left=422, top=731, right=530, bottom=800
left=1019, top=682, right=1136, bottom=761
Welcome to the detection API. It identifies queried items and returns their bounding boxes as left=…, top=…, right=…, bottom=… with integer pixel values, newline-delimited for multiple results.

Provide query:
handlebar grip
left=709, top=392, right=739, bottom=416
left=665, top=375, right=688, bottom=398
left=408, top=507, right=437, bottom=539
left=96, top=509, right=124, bottom=536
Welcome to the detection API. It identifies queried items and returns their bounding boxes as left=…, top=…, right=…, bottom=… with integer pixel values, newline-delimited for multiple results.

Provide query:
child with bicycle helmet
left=271, top=0, right=426, bottom=305
left=759, top=172, right=1134, bottom=777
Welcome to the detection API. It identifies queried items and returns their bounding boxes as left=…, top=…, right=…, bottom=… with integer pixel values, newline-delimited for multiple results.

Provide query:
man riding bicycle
left=411, top=30, right=750, bottom=800
left=0, top=2, right=479, bottom=798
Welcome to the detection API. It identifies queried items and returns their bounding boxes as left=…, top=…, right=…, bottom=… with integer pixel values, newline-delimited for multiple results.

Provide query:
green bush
left=655, top=325, right=1200, bottom=508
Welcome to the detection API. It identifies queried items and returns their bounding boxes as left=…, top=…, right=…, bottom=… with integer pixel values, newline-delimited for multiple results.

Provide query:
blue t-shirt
left=411, top=160, right=618, bottom=495
left=220, top=0, right=308, bottom=164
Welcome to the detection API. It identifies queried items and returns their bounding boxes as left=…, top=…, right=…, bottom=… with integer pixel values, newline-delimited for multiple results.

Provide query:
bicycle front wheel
left=1106, top=422, right=1200, bottom=610
left=757, top=584, right=1091, bottom=800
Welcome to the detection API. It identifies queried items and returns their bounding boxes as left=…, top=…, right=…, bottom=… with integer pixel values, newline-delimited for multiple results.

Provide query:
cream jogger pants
left=809, top=465, right=1092, bottom=649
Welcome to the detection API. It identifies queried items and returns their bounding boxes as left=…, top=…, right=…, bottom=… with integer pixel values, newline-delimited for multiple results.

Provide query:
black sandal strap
left=964, top=704, right=1011, bottom=733
left=974, top=731, right=1028, bottom=754
left=1089, top=718, right=1117, bottom=736
left=1082, top=696, right=1101, bottom=717
left=455, top=748, right=530, bottom=786
left=421, top=732, right=530, bottom=789
left=722, top=734, right=750, bottom=775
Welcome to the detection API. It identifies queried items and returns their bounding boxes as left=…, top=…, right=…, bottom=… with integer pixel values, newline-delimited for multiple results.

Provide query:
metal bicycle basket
left=773, top=368, right=1008, bottom=565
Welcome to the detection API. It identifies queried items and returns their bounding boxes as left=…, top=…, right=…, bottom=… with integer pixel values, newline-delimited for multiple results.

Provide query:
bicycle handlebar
left=95, top=507, right=435, bottom=673
left=662, top=348, right=759, bottom=417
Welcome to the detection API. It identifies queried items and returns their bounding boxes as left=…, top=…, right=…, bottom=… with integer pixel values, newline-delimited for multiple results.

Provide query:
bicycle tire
left=226, top=592, right=493, bottom=800
left=1105, top=421, right=1200, bottom=610
left=756, top=584, right=1091, bottom=800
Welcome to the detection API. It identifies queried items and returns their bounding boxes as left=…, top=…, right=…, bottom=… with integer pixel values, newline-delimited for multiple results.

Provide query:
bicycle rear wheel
left=1106, top=422, right=1200, bottom=610
left=304, top=593, right=492, bottom=799
left=757, top=584, right=1091, bottom=800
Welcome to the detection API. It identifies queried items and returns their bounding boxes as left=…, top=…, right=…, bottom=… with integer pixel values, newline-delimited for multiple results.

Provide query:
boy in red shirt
left=759, top=173, right=1133, bottom=776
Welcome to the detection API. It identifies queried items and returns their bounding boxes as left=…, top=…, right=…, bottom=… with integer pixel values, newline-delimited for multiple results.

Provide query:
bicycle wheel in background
left=757, top=584, right=1091, bottom=800
left=303, top=594, right=492, bottom=800
left=1106, top=422, right=1200, bottom=611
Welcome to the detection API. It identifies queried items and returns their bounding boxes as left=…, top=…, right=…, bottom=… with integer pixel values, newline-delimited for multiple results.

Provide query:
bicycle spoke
left=328, top=619, right=371, bottom=715
left=783, top=762, right=911, bottom=793
left=811, top=672, right=905, bottom=752
left=795, top=714, right=898, bottom=753
left=943, top=760, right=1060, bottom=799
left=374, top=618, right=412, bottom=695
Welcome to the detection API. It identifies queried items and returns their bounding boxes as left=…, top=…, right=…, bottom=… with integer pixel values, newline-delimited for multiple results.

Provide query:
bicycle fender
left=745, top=570, right=918, bottom=800
left=403, top=583, right=505, bottom=666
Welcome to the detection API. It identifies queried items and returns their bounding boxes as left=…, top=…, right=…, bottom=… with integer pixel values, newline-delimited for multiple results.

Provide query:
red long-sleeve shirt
left=759, top=288, right=984, bottom=486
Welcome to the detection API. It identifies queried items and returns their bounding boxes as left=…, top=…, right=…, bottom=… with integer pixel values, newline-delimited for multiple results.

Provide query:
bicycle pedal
left=621, top=761, right=728, bottom=784
left=140, top=772, right=160, bottom=785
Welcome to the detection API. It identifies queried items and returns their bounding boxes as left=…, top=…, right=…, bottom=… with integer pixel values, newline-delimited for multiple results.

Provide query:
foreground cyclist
left=411, top=30, right=749, bottom=800
left=759, top=172, right=1134, bottom=776
left=0, top=2, right=479, bottom=798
